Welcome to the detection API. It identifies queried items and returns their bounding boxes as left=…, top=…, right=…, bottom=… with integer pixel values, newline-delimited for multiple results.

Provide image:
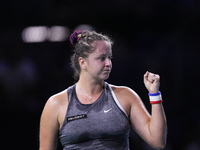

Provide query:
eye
left=109, top=56, right=113, bottom=60
left=99, top=57, right=106, bottom=61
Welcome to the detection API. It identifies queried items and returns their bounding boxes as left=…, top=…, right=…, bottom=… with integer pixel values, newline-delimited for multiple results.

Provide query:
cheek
left=90, top=62, right=101, bottom=71
left=94, top=63, right=105, bottom=73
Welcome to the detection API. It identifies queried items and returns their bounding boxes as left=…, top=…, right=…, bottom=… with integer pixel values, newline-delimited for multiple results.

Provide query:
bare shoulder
left=109, top=84, right=143, bottom=116
left=109, top=84, right=140, bottom=102
left=40, top=89, right=68, bottom=150
left=43, top=89, right=68, bottom=114
left=49, top=89, right=68, bottom=106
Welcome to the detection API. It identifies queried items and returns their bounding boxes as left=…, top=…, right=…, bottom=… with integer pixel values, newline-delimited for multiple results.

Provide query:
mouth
left=102, top=70, right=111, bottom=75
left=103, top=69, right=111, bottom=72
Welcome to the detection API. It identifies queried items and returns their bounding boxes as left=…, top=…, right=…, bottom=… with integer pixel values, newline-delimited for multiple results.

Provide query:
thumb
left=144, top=71, right=149, bottom=82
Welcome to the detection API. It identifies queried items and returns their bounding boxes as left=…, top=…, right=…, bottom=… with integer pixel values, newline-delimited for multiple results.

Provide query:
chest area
left=60, top=97, right=130, bottom=144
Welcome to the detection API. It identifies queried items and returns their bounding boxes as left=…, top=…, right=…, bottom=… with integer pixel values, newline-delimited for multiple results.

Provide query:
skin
left=39, top=40, right=167, bottom=150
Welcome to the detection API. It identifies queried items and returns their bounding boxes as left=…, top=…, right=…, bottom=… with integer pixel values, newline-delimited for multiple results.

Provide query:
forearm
left=149, top=103, right=167, bottom=149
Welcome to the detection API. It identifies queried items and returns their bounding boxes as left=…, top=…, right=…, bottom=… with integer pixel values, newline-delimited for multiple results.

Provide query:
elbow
left=150, top=141, right=166, bottom=150
left=149, top=136, right=167, bottom=149
left=153, top=144, right=166, bottom=150
left=151, top=128, right=167, bottom=149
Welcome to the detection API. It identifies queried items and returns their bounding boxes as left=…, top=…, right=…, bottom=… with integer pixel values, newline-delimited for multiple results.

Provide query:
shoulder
left=109, top=84, right=140, bottom=101
left=40, top=89, right=69, bottom=149
left=43, top=89, right=68, bottom=114
left=108, top=84, right=143, bottom=116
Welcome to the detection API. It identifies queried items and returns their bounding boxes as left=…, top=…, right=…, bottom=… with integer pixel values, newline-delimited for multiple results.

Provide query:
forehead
left=92, top=40, right=112, bottom=55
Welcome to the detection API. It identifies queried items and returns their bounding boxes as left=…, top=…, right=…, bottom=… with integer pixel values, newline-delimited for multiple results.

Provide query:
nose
left=105, top=57, right=112, bottom=67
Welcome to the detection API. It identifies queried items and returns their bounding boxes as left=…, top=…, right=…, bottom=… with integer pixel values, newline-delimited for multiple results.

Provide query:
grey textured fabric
left=59, top=82, right=131, bottom=150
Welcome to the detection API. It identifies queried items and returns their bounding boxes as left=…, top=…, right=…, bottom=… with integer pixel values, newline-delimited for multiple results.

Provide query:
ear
left=79, top=57, right=87, bottom=70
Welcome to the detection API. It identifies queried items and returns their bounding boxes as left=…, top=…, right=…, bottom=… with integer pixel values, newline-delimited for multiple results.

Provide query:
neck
left=76, top=75, right=104, bottom=97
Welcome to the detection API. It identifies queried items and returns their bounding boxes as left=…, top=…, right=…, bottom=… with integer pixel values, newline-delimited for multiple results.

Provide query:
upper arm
left=39, top=97, right=60, bottom=150
left=113, top=85, right=166, bottom=148
left=128, top=89, right=152, bottom=141
left=112, top=86, right=151, bottom=141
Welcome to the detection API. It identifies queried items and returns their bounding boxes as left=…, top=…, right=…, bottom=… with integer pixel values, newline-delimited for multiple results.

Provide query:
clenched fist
left=144, top=71, right=160, bottom=93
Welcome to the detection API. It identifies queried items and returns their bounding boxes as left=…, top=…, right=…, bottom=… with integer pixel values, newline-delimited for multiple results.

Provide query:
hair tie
left=77, top=34, right=82, bottom=42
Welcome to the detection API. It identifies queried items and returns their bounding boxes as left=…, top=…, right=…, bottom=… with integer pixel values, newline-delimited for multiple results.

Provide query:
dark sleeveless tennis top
left=59, top=82, right=131, bottom=150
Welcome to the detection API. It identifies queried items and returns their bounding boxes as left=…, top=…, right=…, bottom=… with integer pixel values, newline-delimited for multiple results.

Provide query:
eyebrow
left=97, top=53, right=112, bottom=57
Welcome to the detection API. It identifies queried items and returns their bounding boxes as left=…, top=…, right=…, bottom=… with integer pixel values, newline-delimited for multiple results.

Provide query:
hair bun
left=69, top=30, right=83, bottom=46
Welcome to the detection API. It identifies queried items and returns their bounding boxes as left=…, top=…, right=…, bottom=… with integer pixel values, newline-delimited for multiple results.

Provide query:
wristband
left=149, top=91, right=163, bottom=104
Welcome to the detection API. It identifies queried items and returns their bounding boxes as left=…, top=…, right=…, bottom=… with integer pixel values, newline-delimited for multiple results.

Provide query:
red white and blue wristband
left=149, top=91, right=163, bottom=104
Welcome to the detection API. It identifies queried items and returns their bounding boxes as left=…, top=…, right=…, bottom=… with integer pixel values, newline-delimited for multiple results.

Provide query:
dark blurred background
left=0, top=0, right=200, bottom=150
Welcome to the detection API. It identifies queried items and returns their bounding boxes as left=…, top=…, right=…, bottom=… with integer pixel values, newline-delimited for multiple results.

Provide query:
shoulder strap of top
left=107, top=83, right=128, bottom=118
left=67, top=84, right=76, bottom=103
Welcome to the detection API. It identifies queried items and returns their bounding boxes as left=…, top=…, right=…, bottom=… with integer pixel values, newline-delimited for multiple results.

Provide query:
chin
left=102, top=74, right=110, bottom=80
